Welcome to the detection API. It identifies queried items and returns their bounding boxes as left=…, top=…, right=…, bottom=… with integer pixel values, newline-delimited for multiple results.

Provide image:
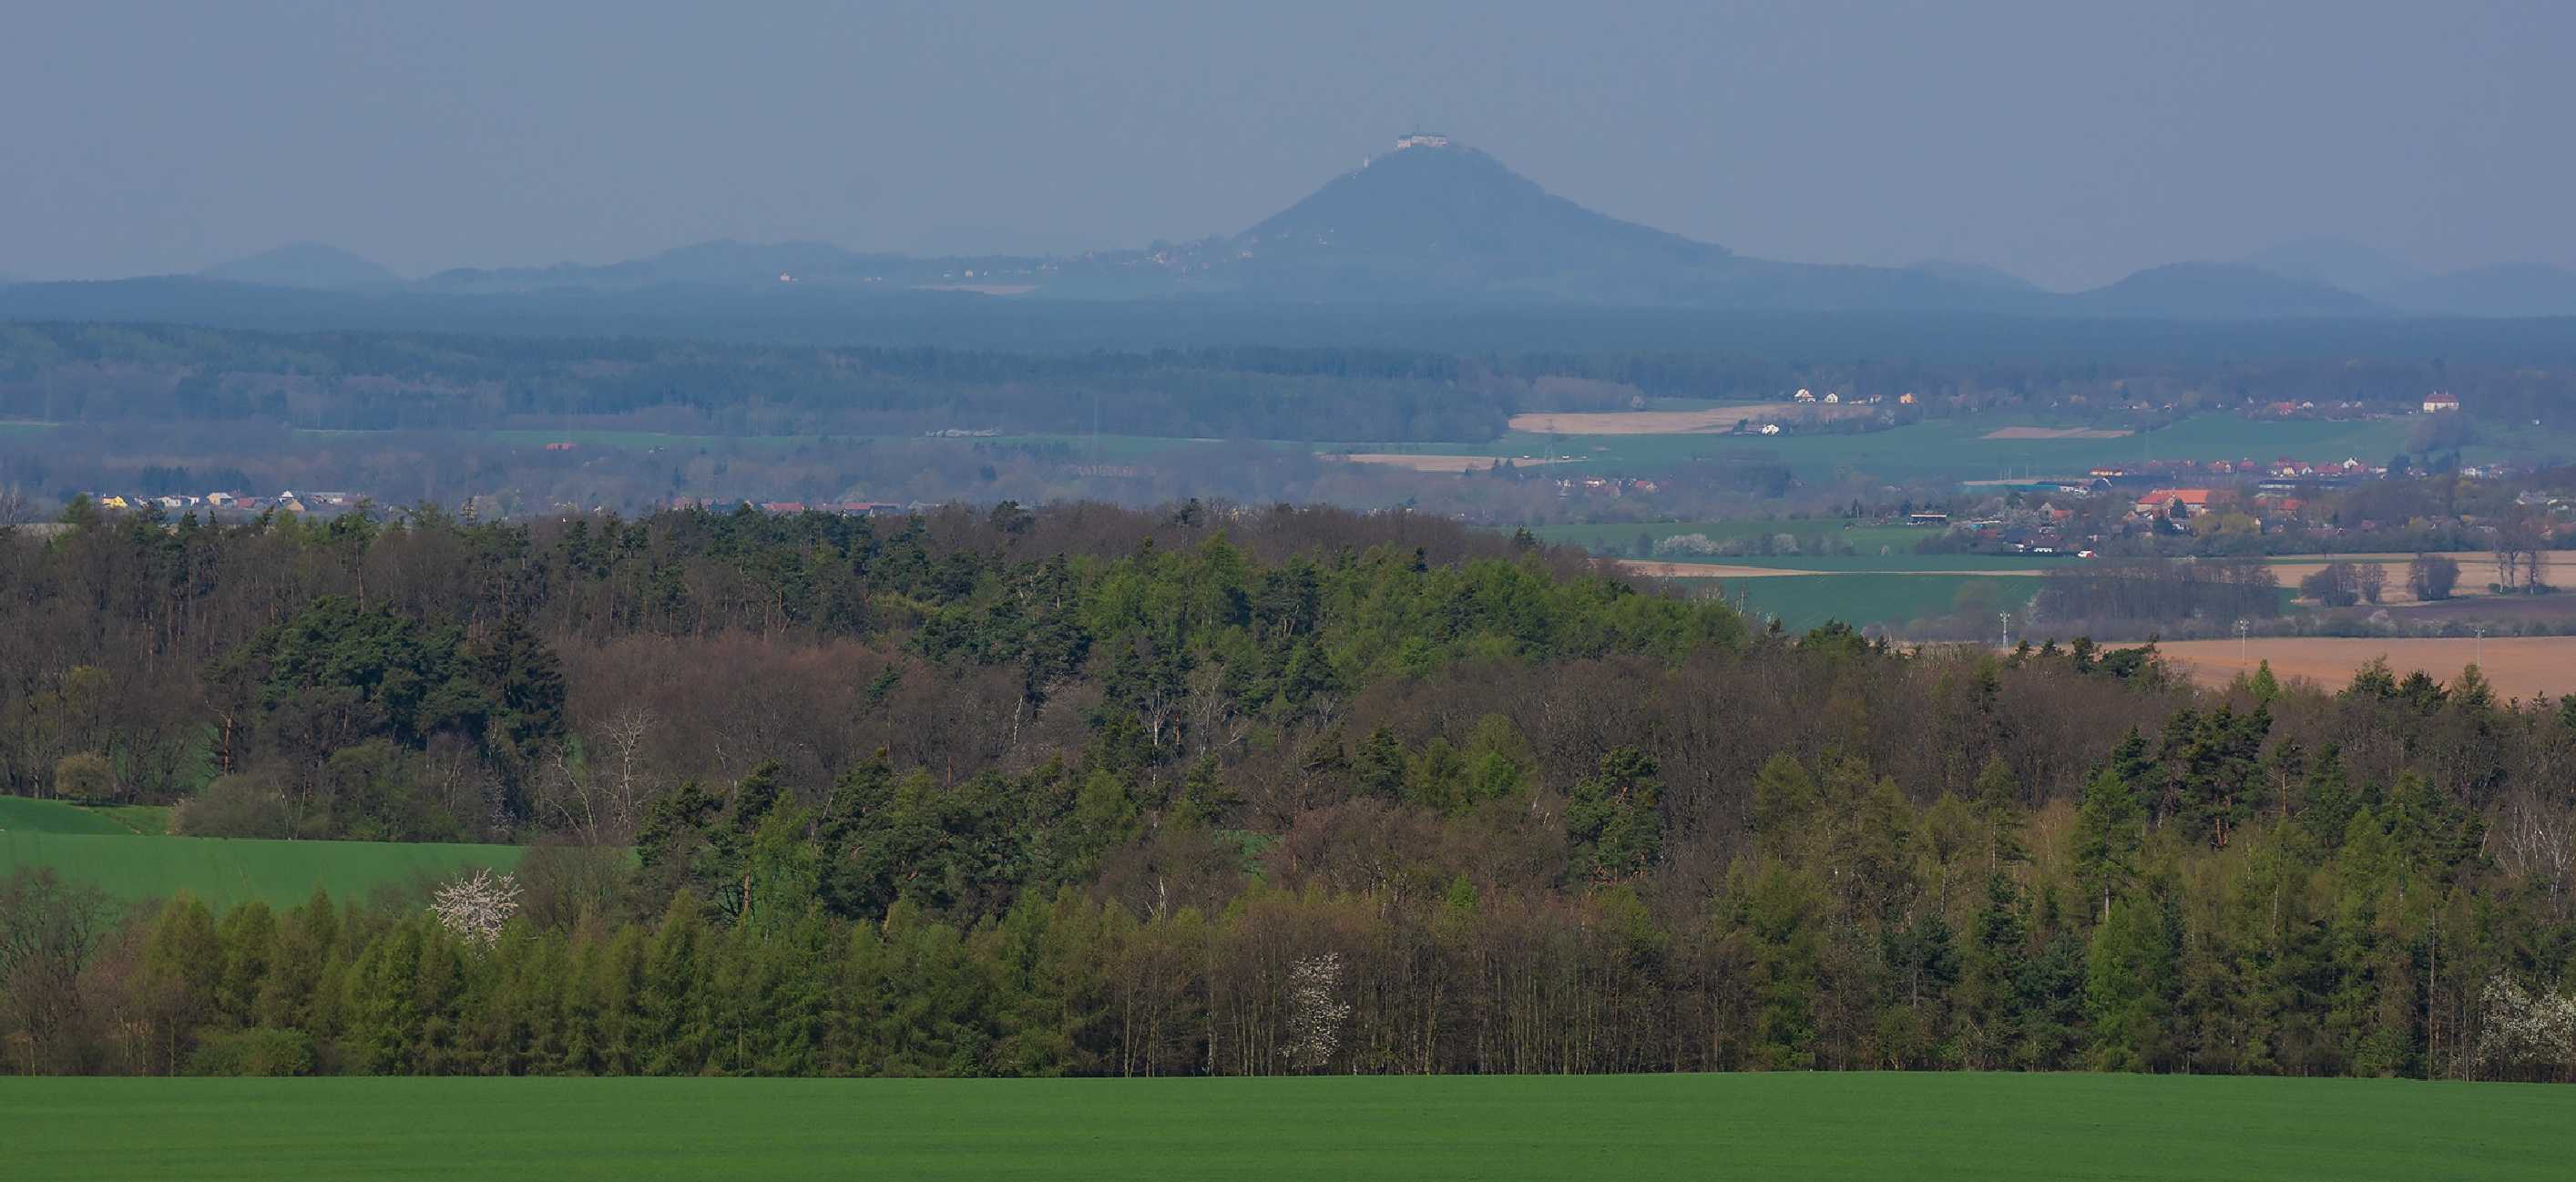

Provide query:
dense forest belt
left=10, top=319, right=2576, bottom=443
left=11, top=1075, right=2571, bottom=1179
left=4, top=501, right=2575, bottom=1081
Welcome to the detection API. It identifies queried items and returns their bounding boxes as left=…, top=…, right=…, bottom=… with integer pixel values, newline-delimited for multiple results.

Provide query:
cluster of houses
left=87, top=489, right=364, bottom=516
left=726, top=499, right=916, bottom=517
left=1549, top=475, right=1661, bottom=499
left=1787, top=388, right=1917, bottom=406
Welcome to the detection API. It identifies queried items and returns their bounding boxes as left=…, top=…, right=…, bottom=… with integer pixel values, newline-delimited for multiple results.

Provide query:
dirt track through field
left=2158, top=637, right=2576, bottom=700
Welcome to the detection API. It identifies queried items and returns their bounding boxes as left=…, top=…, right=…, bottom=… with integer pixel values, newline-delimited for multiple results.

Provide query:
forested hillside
left=4, top=503, right=2574, bottom=1081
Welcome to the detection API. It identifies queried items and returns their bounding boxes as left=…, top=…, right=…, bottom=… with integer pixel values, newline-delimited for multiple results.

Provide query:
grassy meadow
left=0, top=795, right=154, bottom=835
left=7, top=1073, right=2567, bottom=1181
left=1528, top=517, right=1924, bottom=555
left=1701, top=574, right=2038, bottom=633
left=0, top=799, right=522, bottom=910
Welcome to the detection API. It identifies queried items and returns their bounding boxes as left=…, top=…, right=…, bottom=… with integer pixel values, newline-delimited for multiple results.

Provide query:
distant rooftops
left=1393, top=133, right=1452, bottom=150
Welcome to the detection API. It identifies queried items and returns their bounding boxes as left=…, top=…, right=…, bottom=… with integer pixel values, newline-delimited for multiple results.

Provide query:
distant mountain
left=201, top=242, right=399, bottom=290
left=1227, top=141, right=1729, bottom=293
left=2240, top=237, right=2424, bottom=295
left=2069, top=261, right=2384, bottom=318
left=1204, top=138, right=2064, bottom=311
left=2377, top=262, right=2576, bottom=318
left=49, top=139, right=2569, bottom=320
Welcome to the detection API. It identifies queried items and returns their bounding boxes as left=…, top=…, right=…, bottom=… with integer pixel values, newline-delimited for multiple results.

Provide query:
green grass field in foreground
left=6, top=1074, right=2566, bottom=1181
left=0, top=827, right=525, bottom=910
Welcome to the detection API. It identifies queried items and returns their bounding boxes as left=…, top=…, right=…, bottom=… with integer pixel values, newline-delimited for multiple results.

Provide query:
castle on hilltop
left=1393, top=132, right=1452, bottom=150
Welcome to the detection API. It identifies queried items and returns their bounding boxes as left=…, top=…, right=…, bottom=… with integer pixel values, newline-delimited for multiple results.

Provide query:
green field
left=6, top=1074, right=2565, bottom=1180
left=1696, top=574, right=2038, bottom=632
left=0, top=795, right=145, bottom=834
left=0, top=800, right=524, bottom=910
left=1531, top=518, right=1926, bottom=556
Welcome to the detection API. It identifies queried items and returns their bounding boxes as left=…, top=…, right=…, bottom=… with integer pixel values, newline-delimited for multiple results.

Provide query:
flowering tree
left=1285, top=952, right=1350, bottom=1073
left=2474, top=975, right=2576, bottom=1079
left=429, top=869, right=522, bottom=946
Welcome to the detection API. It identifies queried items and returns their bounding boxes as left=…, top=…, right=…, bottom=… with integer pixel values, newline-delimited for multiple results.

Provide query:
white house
left=2423, top=392, right=2460, bottom=413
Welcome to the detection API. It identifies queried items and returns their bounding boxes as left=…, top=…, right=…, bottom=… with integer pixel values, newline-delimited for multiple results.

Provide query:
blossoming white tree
left=430, top=869, right=522, bottom=946
left=2474, top=974, right=2576, bottom=1077
left=1286, top=952, right=1350, bottom=1073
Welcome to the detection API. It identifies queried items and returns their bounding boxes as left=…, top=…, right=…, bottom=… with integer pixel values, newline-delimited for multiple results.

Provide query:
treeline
left=0, top=324, right=1511, bottom=442
left=5, top=501, right=2576, bottom=1081
left=9, top=320, right=2576, bottom=449
left=11, top=661, right=2576, bottom=1081
left=2031, top=558, right=2285, bottom=629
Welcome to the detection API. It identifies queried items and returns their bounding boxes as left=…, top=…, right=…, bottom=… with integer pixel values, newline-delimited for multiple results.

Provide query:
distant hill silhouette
left=2377, top=262, right=2576, bottom=318
left=46, top=140, right=2576, bottom=320
left=1207, top=139, right=2070, bottom=311
left=202, top=242, right=399, bottom=290
left=2240, top=237, right=2424, bottom=295
left=1227, top=142, right=1728, bottom=293
left=418, top=239, right=936, bottom=294
left=2066, top=261, right=2383, bottom=317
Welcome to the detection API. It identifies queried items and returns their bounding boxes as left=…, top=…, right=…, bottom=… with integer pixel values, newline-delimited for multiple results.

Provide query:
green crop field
left=1703, top=554, right=2068, bottom=573
left=0, top=796, right=142, bottom=834
left=1694, top=574, right=2038, bottom=632
left=1530, top=518, right=1924, bottom=556
left=0, top=799, right=524, bottom=910
left=6, top=1074, right=2566, bottom=1181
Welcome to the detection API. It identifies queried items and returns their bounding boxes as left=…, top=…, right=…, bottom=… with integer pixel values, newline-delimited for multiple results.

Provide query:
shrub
left=178, top=773, right=294, bottom=839
left=51, top=752, right=117, bottom=801
left=188, top=1027, right=316, bottom=1076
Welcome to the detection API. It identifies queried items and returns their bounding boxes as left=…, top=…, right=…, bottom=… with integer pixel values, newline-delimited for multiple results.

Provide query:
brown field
left=2158, top=637, right=2576, bottom=700
left=1334, top=453, right=1577, bottom=473
left=1979, top=426, right=2133, bottom=440
left=1508, top=402, right=1872, bottom=434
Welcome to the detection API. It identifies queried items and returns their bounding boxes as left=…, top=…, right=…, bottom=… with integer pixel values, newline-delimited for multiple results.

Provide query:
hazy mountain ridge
left=201, top=242, right=401, bottom=290
left=66, top=142, right=2576, bottom=319
left=2070, top=262, right=2385, bottom=318
left=2237, top=236, right=2576, bottom=317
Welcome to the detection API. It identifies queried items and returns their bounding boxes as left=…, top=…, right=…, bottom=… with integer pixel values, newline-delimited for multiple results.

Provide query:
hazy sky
left=6, top=0, right=2571, bottom=289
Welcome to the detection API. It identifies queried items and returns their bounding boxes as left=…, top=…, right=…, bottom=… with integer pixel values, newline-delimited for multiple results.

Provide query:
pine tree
left=2086, top=896, right=2178, bottom=1072
left=142, top=894, right=221, bottom=1073
left=2074, top=767, right=2144, bottom=922
left=1566, top=748, right=1665, bottom=882
left=1750, top=751, right=1819, bottom=851
left=1972, top=756, right=2028, bottom=871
